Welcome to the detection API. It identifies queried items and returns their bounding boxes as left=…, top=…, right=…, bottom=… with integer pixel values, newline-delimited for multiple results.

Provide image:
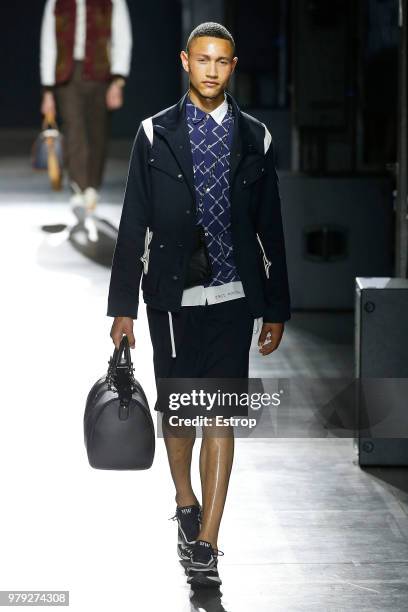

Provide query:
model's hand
left=110, top=316, right=135, bottom=350
left=106, top=82, right=123, bottom=110
left=258, top=322, right=284, bottom=355
left=41, top=92, right=56, bottom=119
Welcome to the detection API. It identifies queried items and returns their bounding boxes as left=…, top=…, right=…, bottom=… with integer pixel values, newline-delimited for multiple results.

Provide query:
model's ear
left=180, top=50, right=189, bottom=72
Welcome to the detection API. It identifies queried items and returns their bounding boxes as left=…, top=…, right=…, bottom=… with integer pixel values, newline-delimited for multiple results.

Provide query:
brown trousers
left=55, top=60, right=110, bottom=191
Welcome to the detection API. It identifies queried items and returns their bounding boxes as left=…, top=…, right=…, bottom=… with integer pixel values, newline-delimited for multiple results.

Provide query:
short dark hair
left=186, top=22, right=235, bottom=54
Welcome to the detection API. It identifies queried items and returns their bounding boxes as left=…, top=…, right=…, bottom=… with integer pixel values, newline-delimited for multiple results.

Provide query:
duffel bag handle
left=107, top=336, right=135, bottom=408
left=112, top=334, right=132, bottom=370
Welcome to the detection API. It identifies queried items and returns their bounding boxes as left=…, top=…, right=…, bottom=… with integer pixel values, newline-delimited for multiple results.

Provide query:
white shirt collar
left=209, top=92, right=228, bottom=125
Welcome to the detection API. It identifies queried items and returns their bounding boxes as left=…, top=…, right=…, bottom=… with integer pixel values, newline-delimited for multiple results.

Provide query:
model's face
left=180, top=37, right=238, bottom=99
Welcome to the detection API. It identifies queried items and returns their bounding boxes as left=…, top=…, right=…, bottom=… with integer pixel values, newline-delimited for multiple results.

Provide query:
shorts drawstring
left=168, top=311, right=177, bottom=358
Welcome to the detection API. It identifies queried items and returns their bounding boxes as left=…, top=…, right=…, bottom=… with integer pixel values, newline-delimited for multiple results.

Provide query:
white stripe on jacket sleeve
left=261, top=122, right=272, bottom=154
left=141, top=117, right=154, bottom=146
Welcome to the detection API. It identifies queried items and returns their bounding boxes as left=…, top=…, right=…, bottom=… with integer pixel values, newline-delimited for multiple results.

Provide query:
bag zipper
left=140, top=227, right=153, bottom=274
left=256, top=233, right=271, bottom=279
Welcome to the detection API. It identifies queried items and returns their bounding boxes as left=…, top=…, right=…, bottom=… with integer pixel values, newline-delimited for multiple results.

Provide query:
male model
left=108, top=22, right=291, bottom=588
left=40, top=0, right=132, bottom=212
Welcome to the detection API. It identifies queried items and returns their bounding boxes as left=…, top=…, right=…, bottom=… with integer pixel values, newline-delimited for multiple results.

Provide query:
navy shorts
left=146, top=297, right=255, bottom=412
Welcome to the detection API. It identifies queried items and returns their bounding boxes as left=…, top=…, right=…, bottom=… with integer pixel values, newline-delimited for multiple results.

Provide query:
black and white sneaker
left=169, top=504, right=202, bottom=561
left=186, top=539, right=224, bottom=588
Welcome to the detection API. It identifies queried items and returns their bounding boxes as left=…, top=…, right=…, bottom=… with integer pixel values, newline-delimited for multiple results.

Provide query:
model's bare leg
left=162, top=416, right=200, bottom=507
left=197, top=421, right=234, bottom=549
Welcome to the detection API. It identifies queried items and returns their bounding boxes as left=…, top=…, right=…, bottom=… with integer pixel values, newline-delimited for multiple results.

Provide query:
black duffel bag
left=84, top=335, right=155, bottom=470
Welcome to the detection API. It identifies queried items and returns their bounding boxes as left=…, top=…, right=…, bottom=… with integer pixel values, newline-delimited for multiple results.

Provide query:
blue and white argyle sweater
left=185, top=96, right=241, bottom=287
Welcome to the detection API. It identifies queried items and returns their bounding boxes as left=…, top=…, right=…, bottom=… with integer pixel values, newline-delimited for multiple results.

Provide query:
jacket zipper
left=140, top=227, right=153, bottom=274
left=256, top=233, right=271, bottom=279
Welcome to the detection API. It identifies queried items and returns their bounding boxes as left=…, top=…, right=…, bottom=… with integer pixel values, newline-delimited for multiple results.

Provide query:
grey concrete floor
left=0, top=153, right=407, bottom=611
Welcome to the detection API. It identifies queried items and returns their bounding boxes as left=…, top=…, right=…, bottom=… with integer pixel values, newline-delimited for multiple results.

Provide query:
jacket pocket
left=240, top=159, right=267, bottom=188
left=256, top=233, right=272, bottom=279
left=140, top=227, right=153, bottom=274
left=147, top=153, right=185, bottom=183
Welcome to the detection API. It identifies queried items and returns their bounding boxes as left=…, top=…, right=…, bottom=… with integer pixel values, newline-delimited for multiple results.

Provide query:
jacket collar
left=152, top=89, right=259, bottom=202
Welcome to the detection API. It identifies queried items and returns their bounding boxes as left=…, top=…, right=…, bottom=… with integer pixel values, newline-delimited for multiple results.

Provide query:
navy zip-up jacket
left=107, top=89, right=291, bottom=324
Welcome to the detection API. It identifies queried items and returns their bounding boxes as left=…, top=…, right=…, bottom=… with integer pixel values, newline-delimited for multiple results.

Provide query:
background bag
left=184, top=224, right=213, bottom=289
left=84, top=336, right=155, bottom=470
left=32, top=113, right=64, bottom=191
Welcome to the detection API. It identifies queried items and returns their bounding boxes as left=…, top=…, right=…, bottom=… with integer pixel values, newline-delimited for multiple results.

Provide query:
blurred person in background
left=39, top=0, right=132, bottom=213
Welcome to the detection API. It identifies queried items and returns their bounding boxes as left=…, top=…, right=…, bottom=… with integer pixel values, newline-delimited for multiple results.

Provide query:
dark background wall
left=0, top=0, right=399, bottom=169
left=0, top=0, right=182, bottom=137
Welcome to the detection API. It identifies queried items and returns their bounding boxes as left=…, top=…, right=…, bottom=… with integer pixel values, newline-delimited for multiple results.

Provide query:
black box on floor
left=355, top=277, right=408, bottom=466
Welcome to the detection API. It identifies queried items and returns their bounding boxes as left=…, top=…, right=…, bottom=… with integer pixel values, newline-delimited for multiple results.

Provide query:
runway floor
left=0, top=154, right=407, bottom=611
